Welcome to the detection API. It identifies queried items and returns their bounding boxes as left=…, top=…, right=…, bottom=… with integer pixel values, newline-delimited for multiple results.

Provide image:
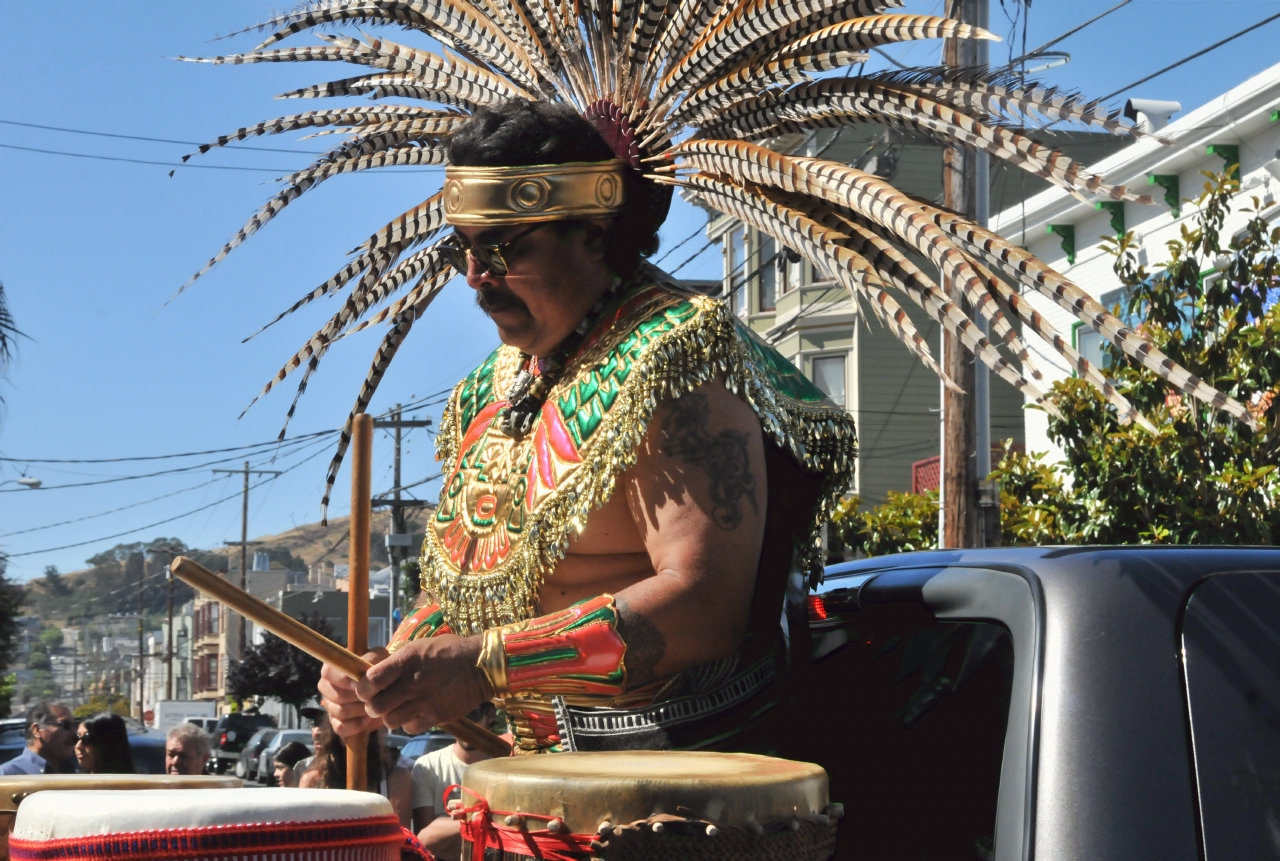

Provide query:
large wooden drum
left=8, top=787, right=406, bottom=861
left=458, top=751, right=842, bottom=861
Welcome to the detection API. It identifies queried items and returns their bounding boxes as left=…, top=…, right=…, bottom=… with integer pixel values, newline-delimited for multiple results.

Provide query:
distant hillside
left=23, top=508, right=430, bottom=625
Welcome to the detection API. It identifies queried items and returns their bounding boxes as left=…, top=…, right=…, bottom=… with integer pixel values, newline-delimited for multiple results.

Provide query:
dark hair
left=26, top=701, right=67, bottom=742
left=273, top=740, right=311, bottom=769
left=79, top=712, right=136, bottom=774
left=447, top=99, right=666, bottom=279
left=314, top=721, right=384, bottom=791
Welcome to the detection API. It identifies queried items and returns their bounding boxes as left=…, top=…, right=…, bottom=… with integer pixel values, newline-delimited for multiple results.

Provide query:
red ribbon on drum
left=448, top=784, right=601, bottom=861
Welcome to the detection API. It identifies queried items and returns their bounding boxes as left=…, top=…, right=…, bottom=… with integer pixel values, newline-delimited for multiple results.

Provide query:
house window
left=726, top=228, right=747, bottom=317
left=782, top=248, right=802, bottom=295
left=811, top=354, right=847, bottom=408
left=759, top=234, right=777, bottom=312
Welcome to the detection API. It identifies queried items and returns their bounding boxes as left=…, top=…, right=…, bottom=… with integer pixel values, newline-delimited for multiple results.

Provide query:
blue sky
left=2, top=0, right=1278, bottom=579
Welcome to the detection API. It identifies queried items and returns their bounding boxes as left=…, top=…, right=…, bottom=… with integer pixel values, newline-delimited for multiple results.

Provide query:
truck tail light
left=806, top=595, right=828, bottom=621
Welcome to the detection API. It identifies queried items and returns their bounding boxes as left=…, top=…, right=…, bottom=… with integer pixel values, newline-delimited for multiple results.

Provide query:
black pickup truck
left=793, top=547, right=1279, bottom=861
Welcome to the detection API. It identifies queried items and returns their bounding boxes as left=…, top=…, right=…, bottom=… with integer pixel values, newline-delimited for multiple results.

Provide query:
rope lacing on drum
left=448, top=784, right=603, bottom=861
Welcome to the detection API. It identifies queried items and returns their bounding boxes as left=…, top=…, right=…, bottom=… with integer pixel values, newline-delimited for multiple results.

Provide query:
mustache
left=475, top=285, right=528, bottom=316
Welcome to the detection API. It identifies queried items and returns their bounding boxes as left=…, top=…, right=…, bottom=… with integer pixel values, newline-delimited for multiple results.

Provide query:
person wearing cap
left=317, top=99, right=857, bottom=755
left=291, top=705, right=326, bottom=783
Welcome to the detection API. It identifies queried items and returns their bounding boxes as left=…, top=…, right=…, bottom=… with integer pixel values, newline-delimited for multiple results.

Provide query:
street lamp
left=1, top=477, right=42, bottom=489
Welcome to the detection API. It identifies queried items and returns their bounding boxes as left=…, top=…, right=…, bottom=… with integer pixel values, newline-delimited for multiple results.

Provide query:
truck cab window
left=801, top=601, right=1014, bottom=861
left=1181, top=571, right=1280, bottom=860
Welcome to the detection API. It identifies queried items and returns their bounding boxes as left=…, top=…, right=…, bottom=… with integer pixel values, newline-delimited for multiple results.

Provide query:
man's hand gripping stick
left=170, top=555, right=510, bottom=758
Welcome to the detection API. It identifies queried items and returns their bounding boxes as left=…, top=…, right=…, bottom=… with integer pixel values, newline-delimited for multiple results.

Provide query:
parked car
left=396, top=731, right=454, bottom=762
left=209, top=713, right=276, bottom=775
left=235, top=728, right=278, bottom=781
left=798, top=547, right=1279, bottom=861
left=0, top=718, right=31, bottom=767
left=257, top=729, right=314, bottom=785
left=185, top=718, right=218, bottom=734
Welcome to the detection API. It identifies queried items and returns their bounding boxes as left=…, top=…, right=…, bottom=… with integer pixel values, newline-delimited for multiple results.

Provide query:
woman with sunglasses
left=74, top=713, right=135, bottom=775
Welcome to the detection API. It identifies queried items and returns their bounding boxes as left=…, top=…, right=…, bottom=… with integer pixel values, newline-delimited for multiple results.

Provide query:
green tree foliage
left=1046, top=172, right=1279, bottom=543
left=73, top=693, right=131, bottom=721
left=0, top=673, right=16, bottom=719
left=37, top=625, right=63, bottom=652
left=831, top=492, right=940, bottom=557
left=23, top=539, right=217, bottom=621
left=227, top=614, right=334, bottom=712
left=26, top=649, right=51, bottom=671
left=829, top=172, right=1277, bottom=554
left=0, top=558, right=24, bottom=681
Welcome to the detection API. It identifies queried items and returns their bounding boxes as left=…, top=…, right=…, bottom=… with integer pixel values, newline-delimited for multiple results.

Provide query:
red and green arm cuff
left=476, top=594, right=627, bottom=698
left=386, top=602, right=453, bottom=654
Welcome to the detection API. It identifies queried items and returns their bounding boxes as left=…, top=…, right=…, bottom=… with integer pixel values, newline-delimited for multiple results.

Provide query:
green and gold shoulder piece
left=424, top=283, right=857, bottom=634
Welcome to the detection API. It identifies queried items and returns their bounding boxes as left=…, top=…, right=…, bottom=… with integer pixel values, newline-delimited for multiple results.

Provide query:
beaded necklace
left=499, top=275, right=624, bottom=438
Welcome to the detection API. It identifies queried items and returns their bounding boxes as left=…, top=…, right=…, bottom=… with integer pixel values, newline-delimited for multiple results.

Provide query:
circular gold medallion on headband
left=509, top=177, right=551, bottom=212
left=595, top=173, right=620, bottom=208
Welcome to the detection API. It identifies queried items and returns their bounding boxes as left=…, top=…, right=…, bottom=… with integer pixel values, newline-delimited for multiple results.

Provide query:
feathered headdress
left=177, top=0, right=1255, bottom=521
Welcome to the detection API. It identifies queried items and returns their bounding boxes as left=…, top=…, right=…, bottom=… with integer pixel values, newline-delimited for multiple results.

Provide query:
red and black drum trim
left=9, top=815, right=406, bottom=861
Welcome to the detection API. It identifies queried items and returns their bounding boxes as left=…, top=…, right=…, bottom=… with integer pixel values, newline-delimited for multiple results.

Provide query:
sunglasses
left=45, top=719, right=74, bottom=732
left=75, top=732, right=92, bottom=742
left=439, top=223, right=545, bottom=277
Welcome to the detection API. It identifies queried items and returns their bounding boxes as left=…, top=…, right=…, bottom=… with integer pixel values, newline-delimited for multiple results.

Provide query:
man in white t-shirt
left=412, top=704, right=504, bottom=857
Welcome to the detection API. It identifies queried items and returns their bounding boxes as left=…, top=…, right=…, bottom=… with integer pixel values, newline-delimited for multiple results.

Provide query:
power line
left=0, top=119, right=327, bottom=156
left=1099, top=10, right=1280, bottom=103
left=4, top=445, right=328, bottom=558
left=0, top=143, right=297, bottom=173
left=0, top=477, right=226, bottom=538
left=0, top=143, right=445, bottom=174
left=1, top=428, right=338, bottom=465
left=1008, top=0, right=1131, bottom=65
left=0, top=433, right=327, bottom=492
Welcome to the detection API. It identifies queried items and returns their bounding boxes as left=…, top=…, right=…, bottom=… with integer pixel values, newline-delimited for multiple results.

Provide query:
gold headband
left=443, top=159, right=627, bottom=225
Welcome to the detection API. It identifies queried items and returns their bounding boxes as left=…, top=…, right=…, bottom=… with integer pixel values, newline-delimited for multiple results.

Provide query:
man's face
left=165, top=739, right=208, bottom=775
left=456, top=220, right=613, bottom=357
left=33, top=706, right=75, bottom=762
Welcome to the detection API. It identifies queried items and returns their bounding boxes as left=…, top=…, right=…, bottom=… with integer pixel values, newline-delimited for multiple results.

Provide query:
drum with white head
left=9, top=787, right=406, bottom=861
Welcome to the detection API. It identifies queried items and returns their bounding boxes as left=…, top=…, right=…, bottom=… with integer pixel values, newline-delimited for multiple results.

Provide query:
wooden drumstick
left=348, top=414, right=372, bottom=792
left=169, top=555, right=511, bottom=758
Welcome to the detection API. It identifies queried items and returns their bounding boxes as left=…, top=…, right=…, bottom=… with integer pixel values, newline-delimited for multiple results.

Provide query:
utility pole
left=213, top=462, right=281, bottom=656
left=941, top=0, right=990, bottom=548
left=137, top=554, right=145, bottom=720
left=373, top=407, right=432, bottom=635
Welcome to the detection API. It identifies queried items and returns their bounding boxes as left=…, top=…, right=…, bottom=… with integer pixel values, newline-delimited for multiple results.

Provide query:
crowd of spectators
left=1, top=696, right=512, bottom=852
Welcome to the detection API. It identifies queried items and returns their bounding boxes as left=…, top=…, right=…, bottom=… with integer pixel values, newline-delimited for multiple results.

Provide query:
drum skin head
left=11, top=788, right=393, bottom=840
left=464, top=751, right=829, bottom=833
left=0, top=774, right=240, bottom=814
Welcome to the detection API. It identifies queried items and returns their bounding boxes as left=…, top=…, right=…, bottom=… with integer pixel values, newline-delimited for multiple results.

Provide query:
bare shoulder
left=631, top=378, right=766, bottom=532
left=298, top=766, right=322, bottom=788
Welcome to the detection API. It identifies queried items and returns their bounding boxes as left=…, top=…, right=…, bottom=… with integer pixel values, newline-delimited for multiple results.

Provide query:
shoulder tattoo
left=659, top=393, right=758, bottom=531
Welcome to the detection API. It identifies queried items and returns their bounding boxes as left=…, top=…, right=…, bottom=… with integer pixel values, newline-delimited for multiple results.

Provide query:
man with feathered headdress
left=178, top=2, right=1254, bottom=756
left=317, top=99, right=858, bottom=754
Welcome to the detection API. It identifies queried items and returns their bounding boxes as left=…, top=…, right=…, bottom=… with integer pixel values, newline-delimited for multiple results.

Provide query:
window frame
left=808, top=351, right=849, bottom=409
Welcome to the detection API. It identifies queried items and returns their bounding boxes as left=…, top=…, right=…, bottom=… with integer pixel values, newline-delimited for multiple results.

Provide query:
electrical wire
left=0, top=433, right=327, bottom=492
left=4, top=444, right=329, bottom=558
left=1, top=428, right=337, bottom=464
left=0, top=119, right=327, bottom=156
left=1098, top=11, right=1280, bottom=103
left=0, top=143, right=445, bottom=174
left=0, top=477, right=226, bottom=538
